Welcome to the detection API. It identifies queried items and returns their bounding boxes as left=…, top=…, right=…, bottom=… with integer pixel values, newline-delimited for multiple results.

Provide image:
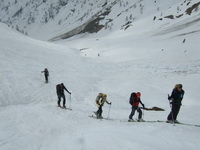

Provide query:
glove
left=109, top=102, right=112, bottom=105
left=168, top=94, right=172, bottom=100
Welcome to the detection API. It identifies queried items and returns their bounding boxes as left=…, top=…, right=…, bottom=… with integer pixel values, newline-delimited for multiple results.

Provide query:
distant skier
left=56, top=83, right=71, bottom=108
left=94, top=93, right=111, bottom=119
left=167, top=84, right=184, bottom=123
left=41, top=68, right=49, bottom=83
left=129, top=92, right=145, bottom=122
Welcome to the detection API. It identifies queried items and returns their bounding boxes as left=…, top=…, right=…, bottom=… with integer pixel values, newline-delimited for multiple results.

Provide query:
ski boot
left=138, top=118, right=145, bottom=122
left=174, top=120, right=180, bottom=123
left=128, top=118, right=135, bottom=122
left=97, top=115, right=103, bottom=119
left=166, top=120, right=174, bottom=123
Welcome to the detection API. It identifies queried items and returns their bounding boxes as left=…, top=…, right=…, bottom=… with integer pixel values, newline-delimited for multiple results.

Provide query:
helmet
left=136, top=92, right=141, bottom=97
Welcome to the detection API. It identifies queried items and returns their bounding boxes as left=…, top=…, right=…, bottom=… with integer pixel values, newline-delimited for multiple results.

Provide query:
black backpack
left=129, top=92, right=137, bottom=105
left=56, top=84, right=62, bottom=95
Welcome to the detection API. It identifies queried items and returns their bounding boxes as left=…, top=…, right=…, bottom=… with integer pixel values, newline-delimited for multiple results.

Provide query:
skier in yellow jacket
left=94, top=93, right=111, bottom=119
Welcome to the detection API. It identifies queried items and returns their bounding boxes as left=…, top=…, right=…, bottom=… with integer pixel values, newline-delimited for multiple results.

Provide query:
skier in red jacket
left=129, top=92, right=145, bottom=122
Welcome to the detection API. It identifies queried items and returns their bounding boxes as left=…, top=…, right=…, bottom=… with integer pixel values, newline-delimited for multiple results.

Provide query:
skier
left=56, top=83, right=71, bottom=108
left=129, top=92, right=145, bottom=122
left=41, top=68, right=49, bottom=83
left=167, top=84, right=185, bottom=123
left=94, top=93, right=111, bottom=119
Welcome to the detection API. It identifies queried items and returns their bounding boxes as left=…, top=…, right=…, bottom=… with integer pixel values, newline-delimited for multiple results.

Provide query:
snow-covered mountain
left=0, top=0, right=200, bottom=40
left=0, top=0, right=200, bottom=150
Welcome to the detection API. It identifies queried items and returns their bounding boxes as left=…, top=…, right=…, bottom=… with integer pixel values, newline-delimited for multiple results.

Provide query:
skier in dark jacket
left=167, top=84, right=184, bottom=123
left=56, top=83, right=71, bottom=108
left=129, top=92, right=145, bottom=122
left=41, top=68, right=49, bottom=83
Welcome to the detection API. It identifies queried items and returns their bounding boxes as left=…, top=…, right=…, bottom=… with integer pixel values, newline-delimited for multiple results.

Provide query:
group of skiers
left=41, top=68, right=72, bottom=109
left=41, top=68, right=185, bottom=122
left=128, top=84, right=184, bottom=123
left=94, top=84, right=184, bottom=123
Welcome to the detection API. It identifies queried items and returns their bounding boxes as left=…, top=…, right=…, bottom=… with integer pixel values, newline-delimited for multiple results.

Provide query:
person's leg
left=99, top=106, right=103, bottom=118
left=167, top=111, right=172, bottom=120
left=167, top=103, right=176, bottom=121
left=62, top=95, right=66, bottom=107
left=96, top=107, right=100, bottom=115
left=45, top=75, right=48, bottom=83
left=129, top=106, right=136, bottom=119
left=173, top=105, right=181, bottom=121
left=57, top=96, right=61, bottom=107
left=137, top=108, right=142, bottom=119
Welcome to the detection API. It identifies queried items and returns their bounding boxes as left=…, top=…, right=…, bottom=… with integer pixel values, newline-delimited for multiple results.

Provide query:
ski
left=166, top=121, right=200, bottom=127
left=62, top=107, right=72, bottom=110
left=57, top=106, right=72, bottom=110
left=89, top=115, right=102, bottom=119
left=120, top=120, right=162, bottom=123
left=89, top=115, right=113, bottom=120
left=121, top=120, right=200, bottom=127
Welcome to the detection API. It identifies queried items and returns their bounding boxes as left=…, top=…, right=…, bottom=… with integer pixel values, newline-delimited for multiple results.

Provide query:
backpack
left=56, top=84, right=62, bottom=95
left=96, top=93, right=103, bottom=104
left=44, top=68, right=49, bottom=76
left=129, top=92, right=137, bottom=105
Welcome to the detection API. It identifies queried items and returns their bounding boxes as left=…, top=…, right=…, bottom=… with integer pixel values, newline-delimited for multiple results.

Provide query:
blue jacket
left=170, top=89, right=185, bottom=105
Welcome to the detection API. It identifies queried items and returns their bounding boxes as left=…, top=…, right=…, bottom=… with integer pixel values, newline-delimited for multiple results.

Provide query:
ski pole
left=69, top=93, right=72, bottom=108
left=40, top=72, right=43, bottom=81
left=107, top=103, right=111, bottom=119
left=142, top=107, right=144, bottom=120
left=48, top=75, right=50, bottom=83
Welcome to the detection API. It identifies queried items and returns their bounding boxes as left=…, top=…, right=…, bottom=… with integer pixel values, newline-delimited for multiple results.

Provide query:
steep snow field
left=1, top=12, right=200, bottom=150
left=1, top=0, right=200, bottom=150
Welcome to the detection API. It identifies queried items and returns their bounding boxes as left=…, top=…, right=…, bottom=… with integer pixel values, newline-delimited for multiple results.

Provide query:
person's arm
left=64, top=86, right=71, bottom=94
left=180, top=90, right=185, bottom=100
left=168, top=89, right=176, bottom=104
left=179, top=90, right=185, bottom=105
left=106, top=99, right=111, bottom=105
left=139, top=99, right=145, bottom=108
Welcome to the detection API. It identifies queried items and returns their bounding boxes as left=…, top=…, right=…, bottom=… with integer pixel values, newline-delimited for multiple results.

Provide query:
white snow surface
left=1, top=1, right=200, bottom=150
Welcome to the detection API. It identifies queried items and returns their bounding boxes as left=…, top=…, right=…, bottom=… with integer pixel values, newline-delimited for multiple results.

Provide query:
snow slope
left=1, top=0, right=200, bottom=150
left=1, top=13, right=200, bottom=150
